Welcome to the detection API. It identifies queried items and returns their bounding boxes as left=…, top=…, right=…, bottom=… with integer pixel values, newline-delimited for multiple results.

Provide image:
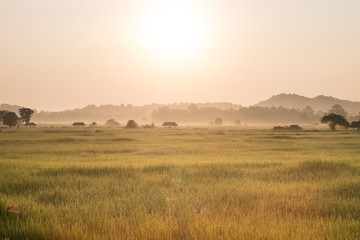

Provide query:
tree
left=303, top=106, right=315, bottom=115
left=321, top=113, right=350, bottom=130
left=105, top=119, right=120, bottom=126
left=0, top=110, right=9, bottom=124
left=72, top=122, right=85, bottom=127
left=187, top=104, right=199, bottom=111
left=18, top=108, right=35, bottom=126
left=143, top=123, right=155, bottom=128
left=328, top=104, right=348, bottom=118
left=214, top=117, right=223, bottom=126
left=350, top=121, right=360, bottom=131
left=234, top=120, right=241, bottom=125
left=2, top=112, right=19, bottom=127
left=273, top=125, right=303, bottom=131
left=162, top=122, right=177, bottom=127
left=126, top=120, right=138, bottom=128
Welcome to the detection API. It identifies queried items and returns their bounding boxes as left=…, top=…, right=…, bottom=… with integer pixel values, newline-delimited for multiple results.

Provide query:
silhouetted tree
left=303, top=106, right=315, bottom=115
left=105, top=119, right=120, bottom=126
left=0, top=110, right=9, bottom=124
left=126, top=120, right=138, bottom=128
left=273, top=125, right=303, bottom=131
left=72, top=122, right=85, bottom=127
left=187, top=104, right=199, bottom=111
left=214, top=117, right=223, bottom=126
left=321, top=113, right=349, bottom=130
left=234, top=120, right=241, bottom=125
left=18, top=108, right=35, bottom=126
left=328, top=104, right=348, bottom=118
left=162, top=122, right=177, bottom=127
left=90, top=122, right=97, bottom=127
left=2, top=112, right=19, bottom=127
left=350, top=121, right=360, bottom=131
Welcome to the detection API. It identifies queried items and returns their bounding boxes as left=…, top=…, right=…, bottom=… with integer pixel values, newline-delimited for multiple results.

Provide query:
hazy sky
left=1, top=0, right=359, bottom=111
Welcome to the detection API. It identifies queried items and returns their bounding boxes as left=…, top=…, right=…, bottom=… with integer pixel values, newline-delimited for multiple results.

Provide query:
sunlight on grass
left=0, top=128, right=359, bottom=239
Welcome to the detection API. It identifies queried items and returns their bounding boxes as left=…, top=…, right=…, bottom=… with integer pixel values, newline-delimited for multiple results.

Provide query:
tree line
left=152, top=105, right=316, bottom=124
left=321, top=113, right=360, bottom=130
left=1, top=104, right=359, bottom=129
left=152, top=103, right=360, bottom=125
left=0, top=108, right=35, bottom=127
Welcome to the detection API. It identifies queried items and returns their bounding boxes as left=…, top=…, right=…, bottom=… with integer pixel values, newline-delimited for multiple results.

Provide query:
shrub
left=234, top=120, right=241, bottom=125
left=126, top=120, right=138, bottom=128
left=214, top=117, right=223, bottom=126
left=143, top=123, right=155, bottom=128
left=105, top=119, right=120, bottom=127
left=273, top=125, right=303, bottom=131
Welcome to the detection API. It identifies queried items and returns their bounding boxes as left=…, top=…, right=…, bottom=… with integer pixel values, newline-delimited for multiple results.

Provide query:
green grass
left=0, top=127, right=360, bottom=239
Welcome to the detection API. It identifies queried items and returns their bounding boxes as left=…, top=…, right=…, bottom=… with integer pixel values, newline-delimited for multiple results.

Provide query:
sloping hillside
left=255, top=94, right=360, bottom=115
left=0, top=103, right=25, bottom=113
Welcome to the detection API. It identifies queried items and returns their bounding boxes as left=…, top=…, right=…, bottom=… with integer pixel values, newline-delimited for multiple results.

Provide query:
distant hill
left=0, top=102, right=242, bottom=124
left=2, top=95, right=360, bottom=125
left=254, top=94, right=360, bottom=115
left=0, top=103, right=25, bottom=113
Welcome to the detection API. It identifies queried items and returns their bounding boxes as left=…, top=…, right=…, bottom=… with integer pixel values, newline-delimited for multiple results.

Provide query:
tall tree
left=18, top=108, right=35, bottom=126
left=321, top=113, right=349, bottom=130
left=328, top=104, right=348, bottom=118
left=2, top=112, right=19, bottom=127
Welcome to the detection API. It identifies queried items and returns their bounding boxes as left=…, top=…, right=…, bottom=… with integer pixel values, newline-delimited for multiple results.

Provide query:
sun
left=138, top=3, right=207, bottom=60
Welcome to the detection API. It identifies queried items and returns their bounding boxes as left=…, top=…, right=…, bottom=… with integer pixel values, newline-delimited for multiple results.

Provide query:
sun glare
left=138, top=3, right=207, bottom=60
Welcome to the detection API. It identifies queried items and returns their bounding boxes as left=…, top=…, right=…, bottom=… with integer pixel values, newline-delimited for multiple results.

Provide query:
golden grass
left=0, top=127, right=359, bottom=239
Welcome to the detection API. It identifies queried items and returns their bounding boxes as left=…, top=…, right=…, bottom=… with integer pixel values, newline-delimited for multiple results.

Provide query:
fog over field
left=1, top=0, right=360, bottom=111
left=1, top=1, right=360, bottom=240
left=1, top=94, right=360, bottom=125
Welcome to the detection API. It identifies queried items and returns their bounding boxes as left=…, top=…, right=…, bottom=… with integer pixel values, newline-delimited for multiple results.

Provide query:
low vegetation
left=272, top=124, right=303, bottom=131
left=125, top=120, right=138, bottom=128
left=0, top=127, right=360, bottom=239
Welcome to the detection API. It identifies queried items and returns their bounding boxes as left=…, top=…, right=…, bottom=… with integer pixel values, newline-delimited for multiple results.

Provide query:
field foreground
left=0, top=127, right=360, bottom=239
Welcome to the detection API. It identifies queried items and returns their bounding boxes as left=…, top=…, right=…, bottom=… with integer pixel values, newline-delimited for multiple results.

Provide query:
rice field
left=0, top=126, right=360, bottom=239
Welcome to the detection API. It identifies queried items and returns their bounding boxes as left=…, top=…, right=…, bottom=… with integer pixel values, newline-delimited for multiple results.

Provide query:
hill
left=0, top=103, right=25, bottom=113
left=0, top=102, right=242, bottom=124
left=2, top=95, right=360, bottom=125
left=255, top=94, right=360, bottom=115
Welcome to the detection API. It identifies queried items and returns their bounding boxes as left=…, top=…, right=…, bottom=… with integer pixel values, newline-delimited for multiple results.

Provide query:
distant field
left=1, top=127, right=360, bottom=240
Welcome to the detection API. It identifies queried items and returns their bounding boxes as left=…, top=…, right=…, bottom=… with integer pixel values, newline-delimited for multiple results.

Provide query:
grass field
left=0, top=126, right=360, bottom=239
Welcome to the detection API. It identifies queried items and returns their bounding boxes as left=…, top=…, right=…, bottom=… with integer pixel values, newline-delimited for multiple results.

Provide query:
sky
left=1, top=0, right=359, bottom=111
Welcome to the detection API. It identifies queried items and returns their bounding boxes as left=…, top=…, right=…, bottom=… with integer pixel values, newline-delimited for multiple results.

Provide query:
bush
left=105, top=119, right=120, bottom=127
left=273, top=125, right=303, bottom=131
left=126, top=120, right=138, bottom=128
left=143, top=123, right=155, bottom=128
left=214, top=117, right=223, bottom=126
left=288, top=124, right=303, bottom=130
